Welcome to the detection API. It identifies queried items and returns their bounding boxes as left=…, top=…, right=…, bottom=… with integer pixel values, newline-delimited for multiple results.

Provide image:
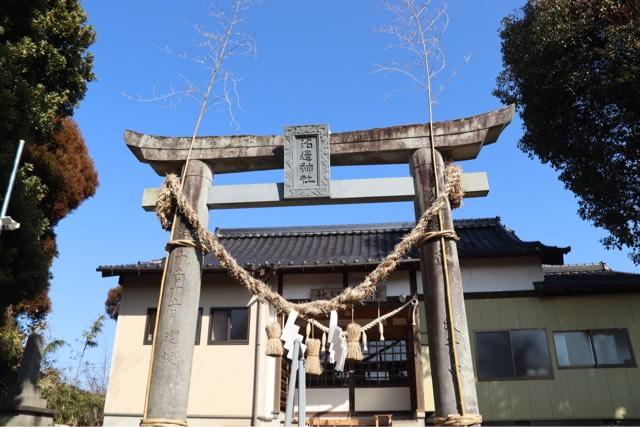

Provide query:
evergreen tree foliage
left=0, top=0, right=97, bottom=320
left=0, top=0, right=98, bottom=394
left=494, top=0, right=640, bottom=264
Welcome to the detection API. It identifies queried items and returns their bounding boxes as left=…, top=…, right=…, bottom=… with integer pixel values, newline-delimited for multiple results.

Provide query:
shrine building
left=97, top=217, right=640, bottom=426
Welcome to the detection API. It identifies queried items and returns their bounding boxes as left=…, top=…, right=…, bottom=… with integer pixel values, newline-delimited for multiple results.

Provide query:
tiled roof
left=97, top=217, right=569, bottom=277
left=542, top=262, right=610, bottom=274
left=536, top=263, right=640, bottom=295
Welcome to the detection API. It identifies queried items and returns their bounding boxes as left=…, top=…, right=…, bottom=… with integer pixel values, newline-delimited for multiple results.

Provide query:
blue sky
left=48, top=0, right=637, bottom=372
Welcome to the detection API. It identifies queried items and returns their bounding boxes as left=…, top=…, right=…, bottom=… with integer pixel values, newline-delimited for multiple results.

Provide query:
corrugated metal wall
left=462, top=294, right=640, bottom=422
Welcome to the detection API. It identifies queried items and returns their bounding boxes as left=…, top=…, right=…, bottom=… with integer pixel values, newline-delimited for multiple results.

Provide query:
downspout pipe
left=251, top=299, right=262, bottom=426
left=284, top=341, right=300, bottom=427
left=298, top=355, right=306, bottom=427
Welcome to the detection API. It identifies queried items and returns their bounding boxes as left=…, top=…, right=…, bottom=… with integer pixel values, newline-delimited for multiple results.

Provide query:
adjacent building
left=97, top=217, right=640, bottom=425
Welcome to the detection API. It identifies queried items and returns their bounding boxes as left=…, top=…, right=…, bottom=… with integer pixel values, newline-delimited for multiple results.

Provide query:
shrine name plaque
left=284, top=124, right=330, bottom=199
left=310, top=286, right=387, bottom=303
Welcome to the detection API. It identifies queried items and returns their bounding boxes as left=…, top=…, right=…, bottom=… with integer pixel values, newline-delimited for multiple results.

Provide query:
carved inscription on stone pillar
left=284, top=124, right=330, bottom=198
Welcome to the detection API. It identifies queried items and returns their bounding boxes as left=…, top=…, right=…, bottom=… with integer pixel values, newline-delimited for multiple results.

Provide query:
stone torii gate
left=127, top=105, right=514, bottom=426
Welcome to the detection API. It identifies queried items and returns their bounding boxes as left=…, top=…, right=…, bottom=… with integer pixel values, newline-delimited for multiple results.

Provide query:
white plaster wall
left=349, top=271, right=411, bottom=297
left=459, top=257, right=543, bottom=292
left=283, top=259, right=541, bottom=301
left=295, top=388, right=349, bottom=414
left=415, top=257, right=543, bottom=293
left=354, top=387, right=411, bottom=412
left=282, top=273, right=342, bottom=299
left=284, top=270, right=411, bottom=301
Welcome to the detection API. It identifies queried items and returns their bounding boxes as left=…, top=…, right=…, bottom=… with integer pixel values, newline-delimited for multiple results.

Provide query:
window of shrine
left=307, top=339, right=410, bottom=388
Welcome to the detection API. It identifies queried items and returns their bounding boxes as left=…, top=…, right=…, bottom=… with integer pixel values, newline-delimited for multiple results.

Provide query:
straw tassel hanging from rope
left=306, top=338, right=323, bottom=375
left=346, top=323, right=363, bottom=361
left=265, top=321, right=283, bottom=357
left=346, top=306, right=363, bottom=361
left=305, top=323, right=323, bottom=375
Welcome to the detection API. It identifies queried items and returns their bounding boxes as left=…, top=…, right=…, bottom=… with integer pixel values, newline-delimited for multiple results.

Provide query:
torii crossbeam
left=125, top=105, right=514, bottom=175
left=128, top=105, right=514, bottom=427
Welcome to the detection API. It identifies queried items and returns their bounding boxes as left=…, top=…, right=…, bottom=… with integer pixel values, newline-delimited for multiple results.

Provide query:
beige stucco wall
left=466, top=293, right=640, bottom=422
left=104, top=273, right=273, bottom=424
left=103, top=276, right=155, bottom=416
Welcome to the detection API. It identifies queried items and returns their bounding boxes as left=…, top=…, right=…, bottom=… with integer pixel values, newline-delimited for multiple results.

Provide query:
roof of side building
left=536, top=262, right=640, bottom=295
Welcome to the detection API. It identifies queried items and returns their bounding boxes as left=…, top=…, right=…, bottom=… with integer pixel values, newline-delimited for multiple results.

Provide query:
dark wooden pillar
left=409, top=148, right=479, bottom=423
left=144, top=160, right=213, bottom=426
left=411, top=303, right=426, bottom=418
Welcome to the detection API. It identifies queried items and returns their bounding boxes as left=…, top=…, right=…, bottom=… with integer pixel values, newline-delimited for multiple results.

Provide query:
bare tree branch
left=123, top=0, right=257, bottom=130
left=375, top=0, right=449, bottom=118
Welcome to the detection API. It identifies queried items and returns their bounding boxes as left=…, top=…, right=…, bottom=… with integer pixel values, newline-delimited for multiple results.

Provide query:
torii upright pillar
left=143, top=160, right=213, bottom=427
left=410, top=148, right=479, bottom=425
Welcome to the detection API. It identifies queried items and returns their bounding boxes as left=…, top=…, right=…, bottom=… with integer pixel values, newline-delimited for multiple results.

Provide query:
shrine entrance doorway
left=283, top=302, right=423, bottom=420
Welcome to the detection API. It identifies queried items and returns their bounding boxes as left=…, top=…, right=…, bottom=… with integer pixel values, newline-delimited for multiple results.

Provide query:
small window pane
left=145, top=308, right=202, bottom=345
left=477, top=360, right=514, bottom=380
left=195, top=307, right=203, bottom=345
left=476, top=332, right=514, bottom=379
left=229, top=309, right=249, bottom=340
left=353, top=339, right=409, bottom=386
left=144, top=308, right=157, bottom=345
left=211, top=311, right=228, bottom=342
left=554, top=331, right=594, bottom=367
left=511, top=330, right=552, bottom=377
left=477, top=331, right=511, bottom=360
left=593, top=330, right=634, bottom=367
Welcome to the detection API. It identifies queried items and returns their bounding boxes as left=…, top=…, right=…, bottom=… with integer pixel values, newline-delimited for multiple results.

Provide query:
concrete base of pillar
left=0, top=399, right=54, bottom=427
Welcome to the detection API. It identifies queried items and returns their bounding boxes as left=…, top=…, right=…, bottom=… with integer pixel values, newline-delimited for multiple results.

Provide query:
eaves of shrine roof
left=97, top=217, right=569, bottom=277
left=534, top=263, right=640, bottom=295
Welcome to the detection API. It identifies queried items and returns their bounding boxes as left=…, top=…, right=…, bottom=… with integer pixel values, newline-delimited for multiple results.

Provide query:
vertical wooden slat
left=348, top=361, right=355, bottom=416
left=411, top=304, right=426, bottom=416
left=409, top=269, right=418, bottom=296
left=277, top=272, right=284, bottom=296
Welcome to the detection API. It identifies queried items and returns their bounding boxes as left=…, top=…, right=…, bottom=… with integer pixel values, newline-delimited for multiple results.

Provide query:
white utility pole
left=0, top=140, right=26, bottom=236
